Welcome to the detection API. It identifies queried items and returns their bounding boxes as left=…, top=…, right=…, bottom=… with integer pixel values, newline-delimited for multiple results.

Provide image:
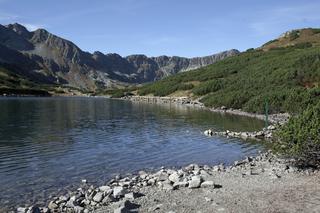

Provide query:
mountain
left=136, top=28, right=320, bottom=114
left=0, top=23, right=239, bottom=92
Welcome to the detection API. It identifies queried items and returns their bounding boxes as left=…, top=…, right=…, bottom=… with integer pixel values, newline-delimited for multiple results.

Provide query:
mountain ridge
left=0, top=23, right=239, bottom=91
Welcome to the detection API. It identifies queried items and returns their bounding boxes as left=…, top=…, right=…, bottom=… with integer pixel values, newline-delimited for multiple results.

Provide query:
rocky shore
left=16, top=151, right=320, bottom=213
left=204, top=124, right=277, bottom=140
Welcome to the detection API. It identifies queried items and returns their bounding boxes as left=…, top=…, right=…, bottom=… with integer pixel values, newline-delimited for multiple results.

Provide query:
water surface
left=0, top=97, right=265, bottom=209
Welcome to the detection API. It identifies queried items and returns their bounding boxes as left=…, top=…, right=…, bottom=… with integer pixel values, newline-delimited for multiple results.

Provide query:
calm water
left=0, top=97, right=265, bottom=209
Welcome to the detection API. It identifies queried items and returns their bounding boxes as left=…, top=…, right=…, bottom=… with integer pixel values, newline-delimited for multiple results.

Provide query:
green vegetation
left=0, top=66, right=86, bottom=96
left=138, top=82, right=194, bottom=96
left=137, top=45, right=320, bottom=114
left=262, top=39, right=279, bottom=46
left=275, top=102, right=320, bottom=167
left=0, top=87, right=50, bottom=96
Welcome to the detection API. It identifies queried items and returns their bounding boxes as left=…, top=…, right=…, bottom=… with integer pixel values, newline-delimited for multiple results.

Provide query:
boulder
left=188, top=176, right=202, bottom=188
left=17, top=207, right=27, bottom=213
left=113, top=186, right=126, bottom=198
left=48, top=201, right=58, bottom=210
left=93, top=192, right=104, bottom=202
left=99, top=185, right=111, bottom=192
left=201, top=181, right=214, bottom=188
left=173, top=181, right=188, bottom=188
left=168, top=172, right=181, bottom=183
left=204, top=129, right=213, bottom=136
left=162, top=182, right=175, bottom=191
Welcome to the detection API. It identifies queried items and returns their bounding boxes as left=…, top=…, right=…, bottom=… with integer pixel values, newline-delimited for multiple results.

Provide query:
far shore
left=120, top=95, right=290, bottom=125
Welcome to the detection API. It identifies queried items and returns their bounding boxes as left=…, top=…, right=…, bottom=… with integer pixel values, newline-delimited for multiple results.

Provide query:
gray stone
left=156, top=172, right=168, bottom=181
left=99, top=185, right=111, bottom=192
left=113, top=186, right=126, bottom=198
left=201, top=181, right=214, bottom=188
left=48, top=201, right=58, bottom=210
left=173, top=181, right=188, bottom=188
left=168, top=172, right=181, bottom=183
left=17, top=207, right=27, bottom=213
left=162, top=182, right=175, bottom=191
left=188, top=176, right=202, bottom=188
left=93, top=192, right=104, bottom=202
left=148, top=178, right=156, bottom=185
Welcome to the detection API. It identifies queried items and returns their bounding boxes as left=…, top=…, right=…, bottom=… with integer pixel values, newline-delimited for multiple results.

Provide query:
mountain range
left=0, top=23, right=239, bottom=91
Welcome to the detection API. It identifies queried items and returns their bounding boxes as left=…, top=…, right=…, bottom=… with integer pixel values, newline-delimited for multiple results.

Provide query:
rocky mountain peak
left=5, top=23, right=31, bottom=39
left=31, top=28, right=50, bottom=43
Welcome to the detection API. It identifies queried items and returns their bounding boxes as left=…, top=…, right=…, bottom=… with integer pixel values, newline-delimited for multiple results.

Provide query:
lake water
left=0, top=97, right=265, bottom=210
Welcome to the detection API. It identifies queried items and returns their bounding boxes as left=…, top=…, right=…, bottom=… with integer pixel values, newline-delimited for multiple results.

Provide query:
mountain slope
left=0, top=23, right=239, bottom=91
left=137, top=28, right=320, bottom=114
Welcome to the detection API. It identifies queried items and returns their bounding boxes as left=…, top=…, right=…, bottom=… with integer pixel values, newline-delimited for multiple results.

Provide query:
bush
left=192, top=79, right=223, bottom=95
left=275, top=102, right=320, bottom=167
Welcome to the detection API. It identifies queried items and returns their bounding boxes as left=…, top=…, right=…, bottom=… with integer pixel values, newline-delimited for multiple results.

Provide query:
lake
left=0, top=97, right=266, bottom=210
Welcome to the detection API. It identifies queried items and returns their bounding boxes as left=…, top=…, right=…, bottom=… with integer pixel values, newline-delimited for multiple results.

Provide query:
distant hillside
left=136, top=28, right=320, bottom=113
left=261, top=28, right=320, bottom=50
left=0, top=23, right=238, bottom=92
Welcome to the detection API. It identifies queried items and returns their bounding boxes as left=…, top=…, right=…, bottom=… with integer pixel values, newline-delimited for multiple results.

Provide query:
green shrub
left=275, top=102, right=320, bottom=167
left=192, top=79, right=223, bottom=95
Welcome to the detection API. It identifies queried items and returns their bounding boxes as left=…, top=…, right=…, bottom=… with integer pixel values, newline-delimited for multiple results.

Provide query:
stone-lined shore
left=16, top=151, right=320, bottom=213
left=204, top=124, right=277, bottom=140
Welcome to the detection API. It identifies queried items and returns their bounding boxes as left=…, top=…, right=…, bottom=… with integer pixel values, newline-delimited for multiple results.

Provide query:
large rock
left=113, top=186, right=126, bottom=198
left=99, top=185, right=111, bottom=192
left=48, top=201, right=58, bottom=210
left=93, top=192, right=104, bottom=202
left=168, top=172, right=181, bottom=183
left=188, top=176, right=202, bottom=188
left=201, top=181, right=214, bottom=188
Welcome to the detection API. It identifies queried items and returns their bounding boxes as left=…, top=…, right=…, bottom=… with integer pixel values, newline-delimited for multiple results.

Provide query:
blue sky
left=0, top=0, right=319, bottom=57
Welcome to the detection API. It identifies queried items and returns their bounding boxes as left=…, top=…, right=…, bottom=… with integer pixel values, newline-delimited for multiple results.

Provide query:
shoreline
left=16, top=151, right=320, bottom=213
left=121, top=95, right=290, bottom=125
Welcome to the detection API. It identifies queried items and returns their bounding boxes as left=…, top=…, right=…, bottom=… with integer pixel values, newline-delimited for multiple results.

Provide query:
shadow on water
left=0, top=97, right=266, bottom=210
